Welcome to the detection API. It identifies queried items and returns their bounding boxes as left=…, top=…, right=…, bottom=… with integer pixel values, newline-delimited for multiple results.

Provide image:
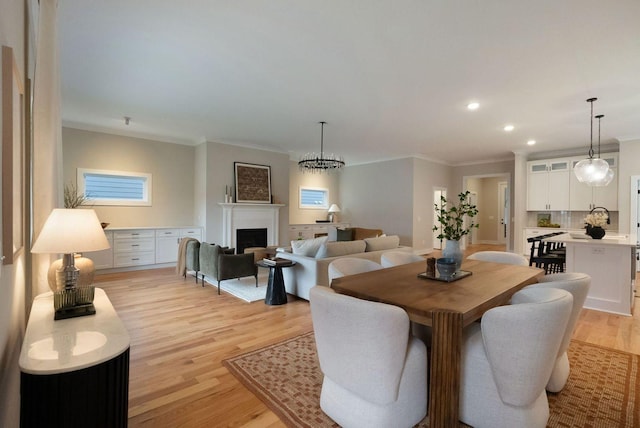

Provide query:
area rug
left=223, top=332, right=640, bottom=428
left=201, top=272, right=269, bottom=302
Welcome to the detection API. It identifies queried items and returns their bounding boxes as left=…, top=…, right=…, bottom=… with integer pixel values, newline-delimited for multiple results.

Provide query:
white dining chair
left=309, top=286, right=428, bottom=428
left=467, top=250, right=529, bottom=266
left=380, top=251, right=424, bottom=268
left=328, top=258, right=383, bottom=284
left=525, top=272, right=591, bottom=392
left=459, top=287, right=572, bottom=428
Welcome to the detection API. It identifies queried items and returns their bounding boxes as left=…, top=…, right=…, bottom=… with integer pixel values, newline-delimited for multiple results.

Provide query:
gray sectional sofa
left=275, top=235, right=413, bottom=300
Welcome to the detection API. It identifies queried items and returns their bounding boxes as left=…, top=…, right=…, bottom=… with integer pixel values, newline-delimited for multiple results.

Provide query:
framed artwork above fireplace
left=234, top=162, right=271, bottom=204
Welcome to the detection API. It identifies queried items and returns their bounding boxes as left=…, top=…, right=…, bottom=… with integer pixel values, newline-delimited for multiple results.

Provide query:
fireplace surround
left=220, top=203, right=284, bottom=251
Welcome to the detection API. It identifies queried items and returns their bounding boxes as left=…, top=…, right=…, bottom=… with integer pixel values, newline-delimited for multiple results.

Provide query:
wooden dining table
left=330, top=259, right=544, bottom=428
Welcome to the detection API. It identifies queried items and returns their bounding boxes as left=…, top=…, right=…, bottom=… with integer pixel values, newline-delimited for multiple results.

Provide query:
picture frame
left=234, top=162, right=271, bottom=204
left=2, top=45, right=25, bottom=265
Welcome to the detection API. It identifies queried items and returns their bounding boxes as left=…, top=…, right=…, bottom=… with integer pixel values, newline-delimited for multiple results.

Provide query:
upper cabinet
left=569, top=154, right=618, bottom=211
left=526, top=158, right=571, bottom=211
left=527, top=153, right=618, bottom=212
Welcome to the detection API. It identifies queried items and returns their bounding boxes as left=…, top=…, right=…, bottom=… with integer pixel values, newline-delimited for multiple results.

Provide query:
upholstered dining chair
left=459, top=287, right=572, bottom=428
left=309, top=286, right=428, bottom=428
left=467, top=250, right=529, bottom=266
left=525, top=272, right=591, bottom=392
left=380, top=251, right=424, bottom=268
left=327, top=258, right=383, bottom=284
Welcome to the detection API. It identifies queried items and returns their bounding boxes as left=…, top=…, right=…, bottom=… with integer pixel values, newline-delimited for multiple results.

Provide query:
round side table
left=256, top=260, right=296, bottom=305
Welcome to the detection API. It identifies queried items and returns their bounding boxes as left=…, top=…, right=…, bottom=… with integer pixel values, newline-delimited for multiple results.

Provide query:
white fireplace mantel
left=219, top=203, right=285, bottom=250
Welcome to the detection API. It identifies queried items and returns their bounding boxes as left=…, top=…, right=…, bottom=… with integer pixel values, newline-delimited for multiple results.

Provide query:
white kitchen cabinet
left=85, top=230, right=114, bottom=269
left=526, top=159, right=570, bottom=211
left=569, top=154, right=618, bottom=211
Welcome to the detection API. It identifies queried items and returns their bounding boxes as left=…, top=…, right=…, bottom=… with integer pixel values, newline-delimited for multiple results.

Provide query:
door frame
left=462, top=173, right=512, bottom=251
left=498, top=181, right=508, bottom=244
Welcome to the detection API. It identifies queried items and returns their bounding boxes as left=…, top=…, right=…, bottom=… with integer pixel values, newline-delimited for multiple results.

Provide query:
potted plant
left=433, top=191, right=479, bottom=270
left=584, top=212, right=608, bottom=239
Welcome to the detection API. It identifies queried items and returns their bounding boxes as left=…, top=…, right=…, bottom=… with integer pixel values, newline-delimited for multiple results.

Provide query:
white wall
left=0, top=1, right=27, bottom=426
left=412, top=157, right=453, bottom=252
left=617, top=139, right=640, bottom=236
left=62, top=128, right=197, bottom=227
left=288, top=161, right=341, bottom=224
left=203, top=142, right=290, bottom=246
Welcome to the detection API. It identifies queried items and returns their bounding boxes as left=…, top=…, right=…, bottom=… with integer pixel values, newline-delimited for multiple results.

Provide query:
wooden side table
left=256, top=260, right=296, bottom=305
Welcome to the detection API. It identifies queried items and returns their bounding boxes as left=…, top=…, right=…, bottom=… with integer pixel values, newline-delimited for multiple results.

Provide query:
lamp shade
left=328, top=204, right=341, bottom=213
left=32, top=209, right=111, bottom=254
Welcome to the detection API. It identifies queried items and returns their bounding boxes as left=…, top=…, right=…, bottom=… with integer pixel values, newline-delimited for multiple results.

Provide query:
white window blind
left=299, top=187, right=328, bottom=209
left=78, top=168, right=152, bottom=206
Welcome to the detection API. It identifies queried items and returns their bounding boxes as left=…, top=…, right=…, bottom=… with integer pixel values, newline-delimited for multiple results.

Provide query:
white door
left=498, top=181, right=508, bottom=244
left=433, top=188, right=446, bottom=250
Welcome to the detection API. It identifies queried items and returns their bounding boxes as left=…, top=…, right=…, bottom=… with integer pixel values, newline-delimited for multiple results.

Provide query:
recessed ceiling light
left=527, top=140, right=536, bottom=146
left=467, top=102, right=480, bottom=110
left=504, top=124, right=514, bottom=132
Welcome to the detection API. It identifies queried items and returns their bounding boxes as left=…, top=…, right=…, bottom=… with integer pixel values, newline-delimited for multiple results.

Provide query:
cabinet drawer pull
left=132, top=258, right=139, bottom=261
left=132, top=244, right=139, bottom=247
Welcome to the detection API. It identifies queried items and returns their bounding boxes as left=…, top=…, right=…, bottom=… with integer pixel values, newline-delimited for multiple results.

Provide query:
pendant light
left=573, top=98, right=611, bottom=186
left=591, top=113, right=614, bottom=187
left=298, top=122, right=345, bottom=173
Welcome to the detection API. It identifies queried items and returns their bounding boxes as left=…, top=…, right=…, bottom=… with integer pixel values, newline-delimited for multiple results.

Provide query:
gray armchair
left=185, top=239, right=200, bottom=283
left=199, top=243, right=258, bottom=294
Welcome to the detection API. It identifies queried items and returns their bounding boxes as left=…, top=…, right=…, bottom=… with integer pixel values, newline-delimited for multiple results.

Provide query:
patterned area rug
left=224, top=332, right=640, bottom=428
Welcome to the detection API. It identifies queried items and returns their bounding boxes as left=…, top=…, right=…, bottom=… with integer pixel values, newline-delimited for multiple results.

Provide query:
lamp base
left=54, top=303, right=96, bottom=320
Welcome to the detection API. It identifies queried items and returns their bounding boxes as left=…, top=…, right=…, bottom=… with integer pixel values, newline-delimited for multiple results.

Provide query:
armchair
left=199, top=243, right=258, bottom=294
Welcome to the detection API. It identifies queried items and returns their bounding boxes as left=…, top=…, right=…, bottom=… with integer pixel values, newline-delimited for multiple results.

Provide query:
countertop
left=19, top=288, right=130, bottom=375
left=545, top=232, right=635, bottom=247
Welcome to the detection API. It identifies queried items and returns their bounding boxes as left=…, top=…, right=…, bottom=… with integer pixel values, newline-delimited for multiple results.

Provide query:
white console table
left=19, top=288, right=130, bottom=427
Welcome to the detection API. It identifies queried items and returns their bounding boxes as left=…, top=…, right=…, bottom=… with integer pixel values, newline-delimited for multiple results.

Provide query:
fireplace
left=236, top=228, right=268, bottom=254
left=220, top=203, right=284, bottom=251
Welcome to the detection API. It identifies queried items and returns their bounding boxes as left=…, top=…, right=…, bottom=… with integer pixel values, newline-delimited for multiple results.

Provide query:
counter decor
left=584, top=211, right=608, bottom=240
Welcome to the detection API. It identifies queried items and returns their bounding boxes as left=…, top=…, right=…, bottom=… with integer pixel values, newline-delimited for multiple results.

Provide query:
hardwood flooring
left=94, top=244, right=640, bottom=427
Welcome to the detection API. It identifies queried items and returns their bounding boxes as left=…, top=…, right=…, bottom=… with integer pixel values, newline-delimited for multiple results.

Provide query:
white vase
left=442, top=239, right=463, bottom=271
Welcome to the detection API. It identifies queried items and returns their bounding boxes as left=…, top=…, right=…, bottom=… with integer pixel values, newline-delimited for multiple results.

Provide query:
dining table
left=330, top=258, right=544, bottom=428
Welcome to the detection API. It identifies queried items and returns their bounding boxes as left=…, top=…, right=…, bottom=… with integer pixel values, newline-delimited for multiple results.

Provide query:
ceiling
left=58, top=0, right=640, bottom=166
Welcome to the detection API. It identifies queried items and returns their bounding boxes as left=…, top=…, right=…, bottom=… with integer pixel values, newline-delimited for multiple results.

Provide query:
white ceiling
left=58, top=0, right=640, bottom=166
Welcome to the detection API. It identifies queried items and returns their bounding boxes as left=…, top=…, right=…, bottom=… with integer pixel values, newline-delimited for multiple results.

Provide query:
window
left=77, top=168, right=152, bottom=206
left=299, top=187, right=328, bottom=209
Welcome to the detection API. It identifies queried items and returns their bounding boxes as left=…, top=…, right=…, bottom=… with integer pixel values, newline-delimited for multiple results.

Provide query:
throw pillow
left=291, top=236, right=329, bottom=257
left=364, top=235, right=400, bottom=252
left=315, top=240, right=367, bottom=258
left=336, top=228, right=355, bottom=241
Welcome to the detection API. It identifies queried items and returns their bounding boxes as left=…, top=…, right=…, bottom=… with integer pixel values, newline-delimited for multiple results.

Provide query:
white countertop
left=545, top=232, right=635, bottom=247
left=19, top=288, right=130, bottom=375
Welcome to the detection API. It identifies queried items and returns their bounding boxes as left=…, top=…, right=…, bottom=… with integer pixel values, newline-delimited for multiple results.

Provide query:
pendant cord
left=595, top=114, right=604, bottom=158
left=588, top=98, right=595, bottom=159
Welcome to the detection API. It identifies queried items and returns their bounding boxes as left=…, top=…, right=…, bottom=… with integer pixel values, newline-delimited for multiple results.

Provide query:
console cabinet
left=289, top=223, right=350, bottom=241
left=90, top=226, right=203, bottom=270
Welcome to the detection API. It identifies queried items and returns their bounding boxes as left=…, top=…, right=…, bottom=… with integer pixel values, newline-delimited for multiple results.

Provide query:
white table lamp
left=31, top=209, right=110, bottom=320
left=328, top=204, right=341, bottom=223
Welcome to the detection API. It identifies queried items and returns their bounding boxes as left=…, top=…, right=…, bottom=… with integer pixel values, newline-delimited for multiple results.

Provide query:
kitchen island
left=545, top=233, right=636, bottom=316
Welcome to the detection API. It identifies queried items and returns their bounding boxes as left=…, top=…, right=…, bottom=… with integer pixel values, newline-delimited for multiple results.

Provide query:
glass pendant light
left=573, top=98, right=611, bottom=186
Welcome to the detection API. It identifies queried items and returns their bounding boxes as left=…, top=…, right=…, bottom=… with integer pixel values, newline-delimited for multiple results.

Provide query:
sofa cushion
left=291, top=236, right=329, bottom=257
left=316, top=240, right=367, bottom=259
left=364, top=235, right=400, bottom=252
left=353, top=228, right=384, bottom=240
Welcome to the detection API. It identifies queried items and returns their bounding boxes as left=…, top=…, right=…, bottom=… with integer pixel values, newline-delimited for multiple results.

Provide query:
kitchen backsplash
left=526, top=210, right=619, bottom=231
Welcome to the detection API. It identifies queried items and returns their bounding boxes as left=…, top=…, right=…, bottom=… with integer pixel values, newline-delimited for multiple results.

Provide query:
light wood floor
left=94, top=244, right=640, bottom=427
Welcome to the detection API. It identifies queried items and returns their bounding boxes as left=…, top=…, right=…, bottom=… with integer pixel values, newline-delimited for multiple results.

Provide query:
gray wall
left=340, top=158, right=414, bottom=246
left=203, top=142, right=290, bottom=245
left=62, top=128, right=197, bottom=227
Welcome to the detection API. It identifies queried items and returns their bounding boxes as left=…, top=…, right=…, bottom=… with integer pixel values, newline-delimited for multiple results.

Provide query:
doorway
left=498, top=181, right=508, bottom=244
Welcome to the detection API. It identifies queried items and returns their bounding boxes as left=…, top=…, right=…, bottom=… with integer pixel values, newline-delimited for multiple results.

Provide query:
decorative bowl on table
left=436, top=257, right=457, bottom=278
